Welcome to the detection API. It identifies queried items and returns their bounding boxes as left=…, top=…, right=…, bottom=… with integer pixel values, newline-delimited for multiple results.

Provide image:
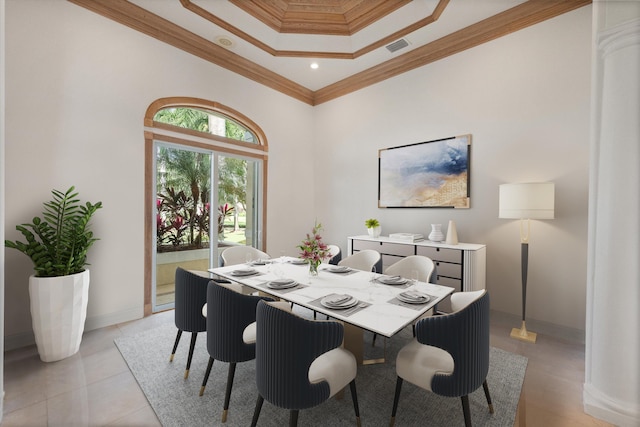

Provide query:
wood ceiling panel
left=341, top=0, right=412, bottom=34
left=228, top=0, right=410, bottom=35
left=182, top=0, right=446, bottom=59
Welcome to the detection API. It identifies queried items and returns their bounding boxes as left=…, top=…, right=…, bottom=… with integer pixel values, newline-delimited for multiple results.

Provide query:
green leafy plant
left=364, top=218, right=380, bottom=228
left=5, top=187, right=103, bottom=277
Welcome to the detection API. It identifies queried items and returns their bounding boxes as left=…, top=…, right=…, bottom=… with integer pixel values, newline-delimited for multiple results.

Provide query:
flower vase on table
left=308, top=260, right=320, bottom=277
left=298, top=222, right=331, bottom=278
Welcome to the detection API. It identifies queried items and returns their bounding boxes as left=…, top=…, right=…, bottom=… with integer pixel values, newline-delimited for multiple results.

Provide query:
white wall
left=1, top=0, right=6, bottom=417
left=4, top=0, right=316, bottom=348
left=313, top=6, right=592, bottom=334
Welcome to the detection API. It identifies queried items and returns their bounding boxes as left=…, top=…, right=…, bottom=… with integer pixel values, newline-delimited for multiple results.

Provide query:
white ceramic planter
left=29, top=270, right=90, bottom=362
left=367, top=226, right=381, bottom=238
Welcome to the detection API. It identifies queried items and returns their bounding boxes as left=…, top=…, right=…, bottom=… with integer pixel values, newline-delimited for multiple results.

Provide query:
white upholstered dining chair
left=220, top=246, right=270, bottom=266
left=338, top=249, right=381, bottom=272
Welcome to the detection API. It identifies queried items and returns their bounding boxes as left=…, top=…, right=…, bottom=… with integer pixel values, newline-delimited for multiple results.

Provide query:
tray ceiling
left=68, top=0, right=591, bottom=105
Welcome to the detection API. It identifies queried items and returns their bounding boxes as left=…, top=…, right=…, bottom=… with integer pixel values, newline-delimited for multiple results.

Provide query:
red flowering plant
left=156, top=188, right=212, bottom=251
left=297, top=222, right=331, bottom=275
left=217, top=203, right=234, bottom=236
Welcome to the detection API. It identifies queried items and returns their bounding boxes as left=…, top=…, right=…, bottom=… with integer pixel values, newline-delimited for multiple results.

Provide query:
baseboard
left=84, top=306, right=144, bottom=331
left=491, top=309, right=585, bottom=344
left=584, top=383, right=640, bottom=426
left=4, top=330, right=36, bottom=352
left=4, top=306, right=144, bottom=352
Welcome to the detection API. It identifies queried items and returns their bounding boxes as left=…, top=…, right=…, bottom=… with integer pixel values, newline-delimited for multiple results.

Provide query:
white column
left=1, top=0, right=6, bottom=419
left=585, top=2, right=640, bottom=425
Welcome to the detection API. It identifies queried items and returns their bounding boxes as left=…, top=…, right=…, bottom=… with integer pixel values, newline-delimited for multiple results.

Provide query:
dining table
left=209, top=257, right=455, bottom=365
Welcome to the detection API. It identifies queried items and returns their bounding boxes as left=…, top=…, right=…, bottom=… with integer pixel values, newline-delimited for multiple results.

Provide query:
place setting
left=308, top=293, right=370, bottom=317
left=374, top=274, right=412, bottom=288
left=322, top=265, right=357, bottom=275
left=287, top=258, right=308, bottom=266
left=229, top=267, right=262, bottom=277
left=264, top=278, right=305, bottom=293
left=389, top=290, right=433, bottom=310
left=248, top=258, right=272, bottom=266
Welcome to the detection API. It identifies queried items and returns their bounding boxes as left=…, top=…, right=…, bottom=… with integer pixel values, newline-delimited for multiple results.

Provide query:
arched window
left=144, top=97, right=268, bottom=314
left=154, top=107, right=258, bottom=144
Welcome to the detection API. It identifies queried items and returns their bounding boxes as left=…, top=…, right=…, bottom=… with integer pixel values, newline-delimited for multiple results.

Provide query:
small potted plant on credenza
left=5, top=187, right=102, bottom=362
left=365, top=218, right=381, bottom=238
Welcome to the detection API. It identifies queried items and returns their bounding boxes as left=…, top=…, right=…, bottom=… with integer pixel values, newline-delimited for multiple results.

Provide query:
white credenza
left=347, top=235, right=486, bottom=311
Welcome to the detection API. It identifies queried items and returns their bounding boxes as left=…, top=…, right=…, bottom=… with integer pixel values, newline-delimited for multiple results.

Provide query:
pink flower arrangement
left=298, top=222, right=331, bottom=268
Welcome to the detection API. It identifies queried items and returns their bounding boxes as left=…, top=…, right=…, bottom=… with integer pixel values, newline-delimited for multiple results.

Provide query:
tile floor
left=2, top=309, right=614, bottom=426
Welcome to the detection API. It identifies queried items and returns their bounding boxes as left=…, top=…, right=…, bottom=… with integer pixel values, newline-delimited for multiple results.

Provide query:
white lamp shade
left=499, top=182, right=555, bottom=219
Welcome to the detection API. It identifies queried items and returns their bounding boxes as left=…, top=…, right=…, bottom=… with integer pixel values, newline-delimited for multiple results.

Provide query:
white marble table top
left=209, top=257, right=454, bottom=338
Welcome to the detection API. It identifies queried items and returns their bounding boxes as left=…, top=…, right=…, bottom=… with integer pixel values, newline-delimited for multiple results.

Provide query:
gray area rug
left=115, top=311, right=527, bottom=426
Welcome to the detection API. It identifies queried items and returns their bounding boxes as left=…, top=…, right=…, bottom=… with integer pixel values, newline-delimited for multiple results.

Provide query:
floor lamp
left=499, top=182, right=554, bottom=343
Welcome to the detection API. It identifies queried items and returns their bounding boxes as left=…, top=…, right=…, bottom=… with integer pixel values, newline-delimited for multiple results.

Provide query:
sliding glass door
left=152, top=143, right=262, bottom=312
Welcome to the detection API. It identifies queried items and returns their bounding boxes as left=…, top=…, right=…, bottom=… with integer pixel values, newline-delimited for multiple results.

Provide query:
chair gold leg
left=170, top=330, right=182, bottom=363
left=184, top=369, right=189, bottom=379
left=221, top=409, right=228, bottom=423
left=389, top=416, right=395, bottom=427
left=199, top=385, right=205, bottom=396
left=482, top=380, right=495, bottom=414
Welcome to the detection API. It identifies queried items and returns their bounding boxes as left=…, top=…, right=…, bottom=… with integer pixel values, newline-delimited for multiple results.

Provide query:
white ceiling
left=130, top=0, right=528, bottom=91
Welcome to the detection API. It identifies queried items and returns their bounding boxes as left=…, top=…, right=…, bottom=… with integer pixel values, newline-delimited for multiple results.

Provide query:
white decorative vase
left=428, top=224, right=444, bottom=242
left=445, top=220, right=459, bottom=245
left=29, top=270, right=90, bottom=362
left=367, top=226, right=381, bottom=238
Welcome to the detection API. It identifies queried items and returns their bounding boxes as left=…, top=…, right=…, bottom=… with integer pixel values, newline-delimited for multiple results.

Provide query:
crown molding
left=68, top=0, right=591, bottom=106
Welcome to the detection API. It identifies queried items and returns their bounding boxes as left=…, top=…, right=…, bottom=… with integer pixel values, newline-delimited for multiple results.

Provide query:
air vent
left=386, top=38, right=409, bottom=53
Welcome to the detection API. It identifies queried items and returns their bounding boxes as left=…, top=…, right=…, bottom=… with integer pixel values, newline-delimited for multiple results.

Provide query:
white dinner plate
left=321, top=294, right=358, bottom=309
left=327, top=266, right=351, bottom=273
left=230, top=268, right=258, bottom=277
left=396, top=291, right=430, bottom=304
left=266, top=279, right=298, bottom=289
left=377, top=275, right=408, bottom=285
left=289, top=258, right=308, bottom=265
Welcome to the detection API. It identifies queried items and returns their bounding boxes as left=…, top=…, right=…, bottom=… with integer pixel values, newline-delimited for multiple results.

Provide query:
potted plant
left=365, top=218, right=381, bottom=238
left=5, top=187, right=102, bottom=362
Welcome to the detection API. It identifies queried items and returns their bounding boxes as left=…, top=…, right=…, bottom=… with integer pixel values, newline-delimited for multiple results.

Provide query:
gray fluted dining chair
left=170, top=267, right=209, bottom=379
left=251, top=300, right=362, bottom=427
left=327, top=244, right=342, bottom=265
left=390, top=290, right=493, bottom=427
left=199, top=280, right=280, bottom=422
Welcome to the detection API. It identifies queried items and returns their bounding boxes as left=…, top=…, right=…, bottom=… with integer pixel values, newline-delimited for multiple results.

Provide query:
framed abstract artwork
left=378, top=134, right=471, bottom=208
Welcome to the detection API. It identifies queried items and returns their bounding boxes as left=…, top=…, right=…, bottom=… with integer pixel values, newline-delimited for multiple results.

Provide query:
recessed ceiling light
left=310, top=62, right=319, bottom=70
left=214, top=35, right=235, bottom=49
